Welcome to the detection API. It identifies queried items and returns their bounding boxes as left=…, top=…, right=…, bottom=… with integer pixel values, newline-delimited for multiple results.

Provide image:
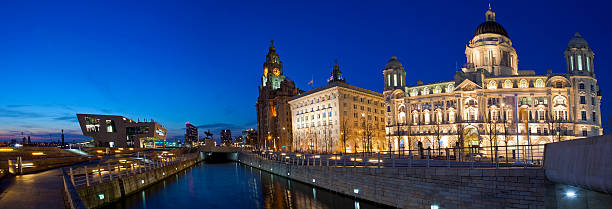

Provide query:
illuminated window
left=519, top=79, right=528, bottom=88
left=446, top=84, right=454, bottom=92
left=577, top=55, right=583, bottom=71
left=106, top=120, right=115, bottom=133
left=394, top=74, right=398, bottom=86
left=410, top=89, right=418, bottom=97
left=422, top=87, right=429, bottom=95
left=434, top=86, right=441, bottom=94
left=535, top=79, right=544, bottom=88
left=504, top=80, right=512, bottom=88
left=587, top=57, right=591, bottom=72
left=570, top=56, right=574, bottom=71
left=488, top=81, right=497, bottom=89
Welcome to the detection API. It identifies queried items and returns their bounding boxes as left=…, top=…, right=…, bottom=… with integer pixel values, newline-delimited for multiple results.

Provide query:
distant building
left=220, top=129, right=232, bottom=146
left=76, top=114, right=167, bottom=148
left=256, top=41, right=302, bottom=151
left=242, top=128, right=257, bottom=147
left=289, top=62, right=386, bottom=153
left=185, top=122, right=198, bottom=146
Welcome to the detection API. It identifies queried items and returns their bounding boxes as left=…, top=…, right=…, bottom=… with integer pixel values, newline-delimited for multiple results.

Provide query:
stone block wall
left=76, top=153, right=202, bottom=209
left=238, top=153, right=552, bottom=209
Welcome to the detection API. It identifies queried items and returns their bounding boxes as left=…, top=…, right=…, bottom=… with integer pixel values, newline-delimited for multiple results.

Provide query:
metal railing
left=64, top=153, right=199, bottom=188
left=246, top=144, right=545, bottom=168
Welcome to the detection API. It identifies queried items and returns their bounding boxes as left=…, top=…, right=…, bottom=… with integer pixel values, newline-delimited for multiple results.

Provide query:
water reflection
left=105, top=162, right=386, bottom=209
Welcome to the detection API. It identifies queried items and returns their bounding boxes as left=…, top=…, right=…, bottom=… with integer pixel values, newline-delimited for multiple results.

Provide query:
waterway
left=105, top=162, right=384, bottom=209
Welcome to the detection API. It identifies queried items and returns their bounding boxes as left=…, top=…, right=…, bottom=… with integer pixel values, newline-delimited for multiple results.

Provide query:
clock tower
left=262, top=40, right=285, bottom=90
left=256, top=40, right=301, bottom=152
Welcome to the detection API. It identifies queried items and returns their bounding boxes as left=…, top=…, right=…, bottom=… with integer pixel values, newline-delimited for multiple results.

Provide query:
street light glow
left=565, top=190, right=576, bottom=198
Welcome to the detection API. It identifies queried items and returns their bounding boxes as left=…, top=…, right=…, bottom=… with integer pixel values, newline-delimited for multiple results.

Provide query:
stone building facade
left=289, top=63, right=386, bottom=153
left=383, top=7, right=603, bottom=152
left=256, top=41, right=301, bottom=151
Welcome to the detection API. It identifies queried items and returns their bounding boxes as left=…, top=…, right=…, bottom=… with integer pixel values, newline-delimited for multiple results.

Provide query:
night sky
left=0, top=0, right=610, bottom=141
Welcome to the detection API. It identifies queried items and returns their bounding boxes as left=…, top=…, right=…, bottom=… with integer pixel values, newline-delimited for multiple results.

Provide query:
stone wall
left=76, top=153, right=203, bottom=209
left=238, top=153, right=552, bottom=209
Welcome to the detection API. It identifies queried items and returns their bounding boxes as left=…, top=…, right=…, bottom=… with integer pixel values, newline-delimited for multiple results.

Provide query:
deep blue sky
left=0, top=0, right=610, bottom=141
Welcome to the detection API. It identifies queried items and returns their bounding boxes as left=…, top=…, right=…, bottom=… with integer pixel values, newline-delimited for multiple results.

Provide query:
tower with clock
left=256, top=40, right=302, bottom=152
left=262, top=40, right=285, bottom=90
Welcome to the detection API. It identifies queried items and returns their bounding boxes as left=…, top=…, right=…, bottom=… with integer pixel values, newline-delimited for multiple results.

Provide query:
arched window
left=434, top=86, right=442, bottom=94
left=448, top=110, right=455, bottom=123
left=422, top=87, right=429, bottom=95
left=579, top=83, right=585, bottom=89
left=398, top=106, right=406, bottom=124
left=504, top=80, right=512, bottom=88
left=446, top=84, right=454, bottom=93
left=535, top=79, right=544, bottom=88
left=410, top=89, right=418, bottom=97
left=553, top=96, right=567, bottom=105
left=412, top=112, right=419, bottom=124
left=424, top=110, right=430, bottom=124
left=488, top=81, right=497, bottom=89
left=519, top=79, right=528, bottom=88
left=436, top=110, right=443, bottom=123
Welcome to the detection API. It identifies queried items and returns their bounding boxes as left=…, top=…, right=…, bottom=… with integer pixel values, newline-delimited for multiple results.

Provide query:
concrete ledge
left=544, top=135, right=612, bottom=194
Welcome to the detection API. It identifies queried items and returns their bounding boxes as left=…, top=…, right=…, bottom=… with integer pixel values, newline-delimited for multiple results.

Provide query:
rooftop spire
left=485, top=4, right=496, bottom=21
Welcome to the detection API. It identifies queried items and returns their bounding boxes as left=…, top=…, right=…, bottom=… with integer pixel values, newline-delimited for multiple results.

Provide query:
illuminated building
left=383, top=6, right=603, bottom=152
left=289, top=62, right=385, bottom=153
left=76, top=114, right=167, bottom=148
left=256, top=41, right=302, bottom=151
left=184, top=122, right=198, bottom=146
left=220, top=129, right=232, bottom=146
left=242, top=128, right=257, bottom=147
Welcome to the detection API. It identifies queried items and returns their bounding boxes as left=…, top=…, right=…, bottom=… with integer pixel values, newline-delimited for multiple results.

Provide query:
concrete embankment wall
left=545, top=135, right=612, bottom=194
left=76, top=153, right=203, bottom=209
left=238, top=154, right=551, bottom=209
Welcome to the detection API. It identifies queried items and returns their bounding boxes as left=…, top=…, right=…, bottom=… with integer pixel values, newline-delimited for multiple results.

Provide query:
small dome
left=568, top=32, right=590, bottom=49
left=474, top=21, right=509, bottom=38
left=385, top=56, right=403, bottom=70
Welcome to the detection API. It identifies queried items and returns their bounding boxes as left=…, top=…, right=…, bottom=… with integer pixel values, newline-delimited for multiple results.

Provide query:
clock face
left=264, top=67, right=268, bottom=76
left=273, top=68, right=280, bottom=76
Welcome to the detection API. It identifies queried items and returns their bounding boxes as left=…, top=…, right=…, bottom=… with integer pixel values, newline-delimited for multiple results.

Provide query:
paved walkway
left=0, top=169, right=65, bottom=209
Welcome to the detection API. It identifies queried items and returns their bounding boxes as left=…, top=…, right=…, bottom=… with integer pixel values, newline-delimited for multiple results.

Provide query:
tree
left=485, top=112, right=499, bottom=162
left=365, top=123, right=374, bottom=153
left=433, top=119, right=442, bottom=156
left=341, top=119, right=349, bottom=153
left=454, top=123, right=465, bottom=160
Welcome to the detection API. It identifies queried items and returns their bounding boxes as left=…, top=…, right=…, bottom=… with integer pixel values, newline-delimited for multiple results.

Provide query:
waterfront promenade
left=0, top=168, right=65, bottom=209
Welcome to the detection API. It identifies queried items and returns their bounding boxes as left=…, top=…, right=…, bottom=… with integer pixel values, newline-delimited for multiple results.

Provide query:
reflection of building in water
left=77, top=114, right=167, bottom=148
left=384, top=6, right=603, bottom=153
left=255, top=167, right=383, bottom=209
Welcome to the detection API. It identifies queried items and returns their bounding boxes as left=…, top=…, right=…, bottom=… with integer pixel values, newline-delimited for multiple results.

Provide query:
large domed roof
left=474, top=21, right=508, bottom=38
left=385, top=56, right=403, bottom=70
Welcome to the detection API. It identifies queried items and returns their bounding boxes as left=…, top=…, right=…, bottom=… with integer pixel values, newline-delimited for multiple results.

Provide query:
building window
left=580, top=96, right=586, bottom=104
left=570, top=56, right=574, bottom=71
left=519, top=79, right=528, bottom=88
left=579, top=83, right=585, bottom=89
left=591, top=97, right=595, bottom=105
left=577, top=55, right=583, bottom=71
left=410, top=89, right=418, bottom=97
left=581, top=111, right=587, bottom=120
left=587, top=57, right=591, bottom=72
left=488, top=81, right=497, bottom=89
left=504, top=80, right=512, bottom=88
left=422, top=87, right=429, bottom=95
left=434, top=86, right=442, bottom=93
left=555, top=81, right=563, bottom=88
left=535, top=79, right=544, bottom=88
left=592, top=112, right=597, bottom=122
left=591, top=85, right=595, bottom=92
left=446, top=84, right=454, bottom=92
left=582, top=129, right=588, bottom=137
left=394, top=74, right=398, bottom=86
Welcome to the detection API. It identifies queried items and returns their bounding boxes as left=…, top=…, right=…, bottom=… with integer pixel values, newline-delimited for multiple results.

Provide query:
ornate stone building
left=384, top=7, right=603, bottom=153
left=256, top=41, right=301, bottom=151
left=289, top=63, right=385, bottom=153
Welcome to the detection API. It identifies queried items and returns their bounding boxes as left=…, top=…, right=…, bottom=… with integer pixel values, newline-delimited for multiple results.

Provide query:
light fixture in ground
left=565, top=190, right=577, bottom=198
left=353, top=188, right=359, bottom=194
left=312, top=179, right=316, bottom=183
left=431, top=204, right=439, bottom=209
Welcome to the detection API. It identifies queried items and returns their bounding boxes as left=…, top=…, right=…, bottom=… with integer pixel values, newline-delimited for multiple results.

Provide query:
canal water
left=105, top=162, right=384, bottom=209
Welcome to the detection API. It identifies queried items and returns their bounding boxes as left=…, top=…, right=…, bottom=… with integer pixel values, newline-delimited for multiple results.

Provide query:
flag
left=327, top=76, right=333, bottom=82
left=307, top=79, right=313, bottom=85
